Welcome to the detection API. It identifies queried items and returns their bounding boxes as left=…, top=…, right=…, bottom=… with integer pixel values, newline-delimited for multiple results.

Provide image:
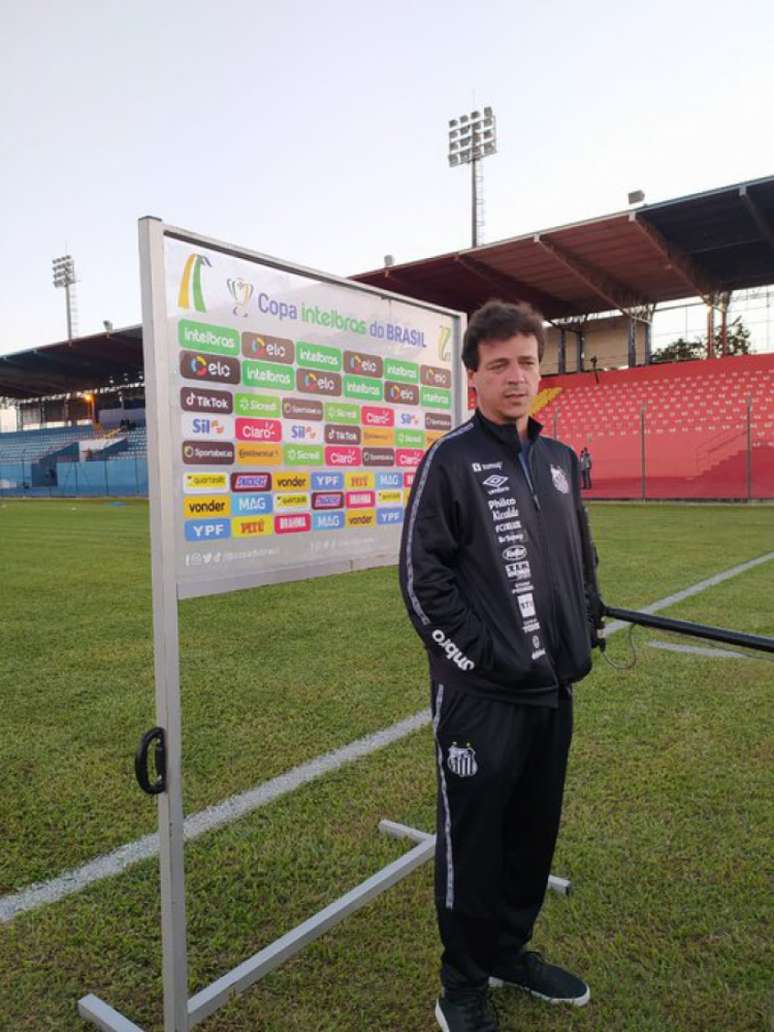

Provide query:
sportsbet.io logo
left=178, top=253, right=211, bottom=313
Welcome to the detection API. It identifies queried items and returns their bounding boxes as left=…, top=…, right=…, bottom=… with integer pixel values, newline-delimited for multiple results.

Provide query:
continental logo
left=283, top=397, right=323, bottom=421
left=296, top=368, right=342, bottom=396
left=178, top=253, right=211, bottom=312
left=231, top=472, right=271, bottom=492
left=233, top=516, right=274, bottom=537
left=182, top=440, right=235, bottom=465
left=178, top=320, right=239, bottom=356
left=236, top=442, right=282, bottom=465
left=325, top=424, right=361, bottom=445
left=345, top=509, right=375, bottom=528
left=184, top=495, right=231, bottom=518
left=345, top=472, right=374, bottom=490
left=426, top=431, right=444, bottom=446
left=362, top=426, right=394, bottom=446
left=420, top=364, right=451, bottom=388
left=426, top=411, right=451, bottom=430
left=344, top=351, right=383, bottom=377
left=274, top=472, right=310, bottom=491
left=183, top=471, right=229, bottom=494
left=362, top=447, right=395, bottom=467
left=180, top=386, right=234, bottom=414
left=241, top=333, right=294, bottom=364
left=180, top=351, right=240, bottom=385
left=384, top=381, right=419, bottom=406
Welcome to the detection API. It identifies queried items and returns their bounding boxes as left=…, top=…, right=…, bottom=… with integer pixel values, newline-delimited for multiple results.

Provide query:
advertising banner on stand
left=159, top=231, right=464, bottom=598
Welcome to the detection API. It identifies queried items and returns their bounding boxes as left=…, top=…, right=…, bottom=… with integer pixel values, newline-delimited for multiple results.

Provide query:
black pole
left=746, top=397, right=752, bottom=501
left=604, top=605, right=774, bottom=655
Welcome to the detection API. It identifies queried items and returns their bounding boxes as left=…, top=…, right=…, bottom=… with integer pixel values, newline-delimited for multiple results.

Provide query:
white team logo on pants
left=447, top=742, right=478, bottom=777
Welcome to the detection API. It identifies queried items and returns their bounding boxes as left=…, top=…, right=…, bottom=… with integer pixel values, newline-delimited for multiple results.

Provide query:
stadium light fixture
left=448, top=105, right=497, bottom=246
left=628, top=190, right=645, bottom=205
left=52, top=254, right=77, bottom=340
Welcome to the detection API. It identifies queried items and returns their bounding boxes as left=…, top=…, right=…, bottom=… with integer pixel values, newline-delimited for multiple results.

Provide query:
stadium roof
left=354, top=174, right=774, bottom=322
left=2, top=174, right=773, bottom=401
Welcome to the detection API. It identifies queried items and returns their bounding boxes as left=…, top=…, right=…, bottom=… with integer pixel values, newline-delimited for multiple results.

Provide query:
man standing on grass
left=399, top=300, right=601, bottom=1032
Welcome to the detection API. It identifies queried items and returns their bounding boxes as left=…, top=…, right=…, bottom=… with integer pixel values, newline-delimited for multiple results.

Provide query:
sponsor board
left=345, top=471, right=374, bottom=490
left=403, top=471, right=416, bottom=487
left=282, top=397, right=324, bottom=420
left=324, top=401, right=359, bottom=425
left=241, top=333, right=294, bottom=364
left=403, top=489, right=412, bottom=505
left=325, top=423, right=362, bottom=445
left=296, top=368, right=342, bottom=396
left=183, top=495, right=231, bottom=518
left=230, top=471, right=271, bottom=492
left=384, top=358, right=419, bottom=384
left=420, top=364, right=451, bottom=388
left=236, top=442, right=282, bottom=465
left=311, top=491, right=344, bottom=510
left=234, top=392, right=281, bottom=418
left=426, top=411, right=451, bottom=430
left=425, top=431, right=444, bottom=446
left=296, top=341, right=342, bottom=371
left=283, top=420, right=323, bottom=443
left=421, top=386, right=451, bottom=409
left=362, top=426, right=394, bottom=446
left=180, top=351, right=240, bottom=385
left=312, top=471, right=344, bottom=490
left=182, top=414, right=234, bottom=438
left=377, top=507, right=404, bottom=525
left=274, top=492, right=310, bottom=510
left=345, top=508, right=375, bottom=528
left=344, top=375, right=382, bottom=401
left=395, top=407, right=421, bottom=428
left=377, top=471, right=402, bottom=489
left=274, top=471, right=310, bottom=491
left=362, top=447, right=395, bottom=466
left=313, top=510, right=345, bottom=531
left=377, top=490, right=402, bottom=505
left=344, top=351, right=383, bottom=377
left=181, top=386, right=234, bottom=414
left=384, top=381, right=419, bottom=406
left=182, top=440, right=235, bottom=465
left=395, top=428, right=424, bottom=448
left=232, top=493, right=273, bottom=515
left=184, top=518, right=230, bottom=541
left=241, top=359, right=294, bottom=391
left=178, top=320, right=239, bottom=356
left=396, top=448, right=423, bottom=468
left=235, top=417, right=282, bottom=442
left=283, top=444, right=324, bottom=466
left=325, top=445, right=361, bottom=466
left=183, top=471, right=229, bottom=494
left=275, top=513, right=312, bottom=534
left=232, top=516, right=273, bottom=537
left=361, top=405, right=394, bottom=427
left=346, top=490, right=375, bottom=508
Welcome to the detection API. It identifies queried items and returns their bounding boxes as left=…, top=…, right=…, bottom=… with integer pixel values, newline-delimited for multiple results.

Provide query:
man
left=580, top=447, right=592, bottom=489
left=399, top=300, right=600, bottom=1032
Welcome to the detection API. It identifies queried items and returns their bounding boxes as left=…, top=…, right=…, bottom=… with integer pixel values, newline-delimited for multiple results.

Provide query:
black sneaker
left=489, top=950, right=590, bottom=1006
left=435, top=987, right=499, bottom=1031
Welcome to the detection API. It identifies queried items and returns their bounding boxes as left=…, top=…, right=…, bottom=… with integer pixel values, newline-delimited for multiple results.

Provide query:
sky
left=1, top=0, right=773, bottom=358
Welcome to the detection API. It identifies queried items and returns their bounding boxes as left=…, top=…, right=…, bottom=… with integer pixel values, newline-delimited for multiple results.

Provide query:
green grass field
left=0, top=499, right=772, bottom=1031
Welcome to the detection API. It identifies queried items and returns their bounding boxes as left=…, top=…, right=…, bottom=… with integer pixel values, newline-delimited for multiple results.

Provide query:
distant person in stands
left=579, top=447, right=592, bottom=489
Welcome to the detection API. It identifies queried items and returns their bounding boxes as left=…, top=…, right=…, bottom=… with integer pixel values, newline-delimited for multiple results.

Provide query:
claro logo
left=431, top=629, right=475, bottom=671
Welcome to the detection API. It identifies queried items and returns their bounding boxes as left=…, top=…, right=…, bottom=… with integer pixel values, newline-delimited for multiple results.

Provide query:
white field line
left=2, top=550, right=773, bottom=924
left=646, top=641, right=750, bottom=660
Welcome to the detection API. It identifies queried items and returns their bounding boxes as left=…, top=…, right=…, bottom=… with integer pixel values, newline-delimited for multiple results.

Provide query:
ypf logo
left=178, top=253, right=212, bottom=313
left=227, top=278, right=254, bottom=317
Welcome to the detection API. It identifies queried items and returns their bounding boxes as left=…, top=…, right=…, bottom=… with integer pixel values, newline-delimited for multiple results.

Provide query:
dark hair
left=462, top=299, right=546, bottom=370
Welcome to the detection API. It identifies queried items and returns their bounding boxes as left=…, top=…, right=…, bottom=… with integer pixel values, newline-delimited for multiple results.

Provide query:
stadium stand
left=537, top=354, right=774, bottom=498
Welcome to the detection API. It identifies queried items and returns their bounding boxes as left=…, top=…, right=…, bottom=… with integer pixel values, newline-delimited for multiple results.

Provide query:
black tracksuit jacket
left=399, top=409, right=593, bottom=705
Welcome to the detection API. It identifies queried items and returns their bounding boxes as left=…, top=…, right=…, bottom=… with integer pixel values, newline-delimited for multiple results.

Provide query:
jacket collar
left=474, top=408, right=543, bottom=453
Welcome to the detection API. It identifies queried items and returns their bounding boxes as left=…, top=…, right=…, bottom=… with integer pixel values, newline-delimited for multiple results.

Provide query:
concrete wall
left=542, top=316, right=648, bottom=375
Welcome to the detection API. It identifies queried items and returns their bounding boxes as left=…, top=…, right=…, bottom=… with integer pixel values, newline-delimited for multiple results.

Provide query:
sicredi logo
left=363, top=447, right=395, bottom=467
left=274, top=472, right=310, bottom=491
left=182, top=413, right=234, bottom=438
left=181, top=387, right=234, bottom=414
left=325, top=446, right=361, bottom=466
left=344, top=351, right=383, bottom=377
left=180, top=351, right=240, bottom=384
left=296, top=368, right=342, bottom=396
left=361, top=406, right=394, bottom=427
left=184, top=495, right=231, bottom=518
left=235, top=392, right=281, bottom=419
left=231, top=472, right=271, bottom=492
left=183, top=472, right=229, bottom=494
left=385, top=382, right=419, bottom=406
left=241, top=333, right=294, bottom=364
left=182, top=441, right=235, bottom=465
left=184, top=518, right=230, bottom=541
left=283, top=444, right=324, bottom=466
left=283, top=398, right=324, bottom=421
left=236, top=417, right=282, bottom=442
left=324, top=402, right=359, bottom=425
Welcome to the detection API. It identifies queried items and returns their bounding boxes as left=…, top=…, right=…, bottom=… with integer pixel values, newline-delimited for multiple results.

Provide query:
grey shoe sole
left=489, top=976, right=590, bottom=1007
left=435, top=999, right=451, bottom=1031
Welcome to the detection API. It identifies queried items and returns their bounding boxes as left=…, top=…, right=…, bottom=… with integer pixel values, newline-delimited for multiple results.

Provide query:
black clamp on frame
left=135, top=726, right=167, bottom=795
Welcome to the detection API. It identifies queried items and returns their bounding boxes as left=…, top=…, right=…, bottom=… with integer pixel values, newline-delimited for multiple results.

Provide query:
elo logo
left=180, top=351, right=240, bottom=384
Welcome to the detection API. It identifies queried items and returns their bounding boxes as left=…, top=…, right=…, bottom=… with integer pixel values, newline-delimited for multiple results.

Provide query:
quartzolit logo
left=178, top=253, right=211, bottom=313
left=180, top=351, right=240, bottom=384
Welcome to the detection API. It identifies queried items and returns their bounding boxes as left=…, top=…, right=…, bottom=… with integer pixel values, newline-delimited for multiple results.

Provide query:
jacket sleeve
left=399, top=451, right=494, bottom=672
left=570, top=450, right=605, bottom=649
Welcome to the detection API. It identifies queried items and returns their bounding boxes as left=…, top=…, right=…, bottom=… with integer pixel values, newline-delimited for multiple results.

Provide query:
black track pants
left=430, top=681, right=573, bottom=991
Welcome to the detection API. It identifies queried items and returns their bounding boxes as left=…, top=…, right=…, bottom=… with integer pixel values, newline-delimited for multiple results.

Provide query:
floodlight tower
left=448, top=106, right=497, bottom=247
left=52, top=254, right=78, bottom=340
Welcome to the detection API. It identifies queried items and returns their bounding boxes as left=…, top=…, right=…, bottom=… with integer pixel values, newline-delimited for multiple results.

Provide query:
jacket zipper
left=524, top=440, right=561, bottom=674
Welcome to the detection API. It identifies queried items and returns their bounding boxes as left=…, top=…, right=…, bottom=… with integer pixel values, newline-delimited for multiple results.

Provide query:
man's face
left=467, top=334, right=541, bottom=427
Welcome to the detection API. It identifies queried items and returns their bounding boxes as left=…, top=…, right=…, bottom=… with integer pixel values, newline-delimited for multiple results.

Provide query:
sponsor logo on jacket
left=431, top=629, right=475, bottom=671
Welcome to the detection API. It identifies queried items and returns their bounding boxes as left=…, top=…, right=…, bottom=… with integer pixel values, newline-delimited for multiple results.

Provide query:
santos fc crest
left=550, top=464, right=570, bottom=494
left=447, top=742, right=478, bottom=778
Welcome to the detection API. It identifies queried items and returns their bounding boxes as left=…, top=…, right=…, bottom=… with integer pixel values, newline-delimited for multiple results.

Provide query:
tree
left=651, top=337, right=704, bottom=363
left=714, top=316, right=752, bottom=355
left=652, top=316, right=753, bottom=363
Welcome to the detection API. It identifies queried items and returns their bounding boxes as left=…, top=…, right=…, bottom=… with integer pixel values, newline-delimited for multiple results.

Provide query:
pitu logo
left=178, top=253, right=212, bottom=313
left=227, top=278, right=254, bottom=317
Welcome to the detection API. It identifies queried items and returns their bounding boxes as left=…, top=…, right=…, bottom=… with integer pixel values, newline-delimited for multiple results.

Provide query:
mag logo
left=231, top=472, right=271, bottom=492
left=241, top=333, right=294, bottom=364
left=180, top=351, right=240, bottom=385
left=233, top=494, right=273, bottom=516
left=180, top=386, right=234, bottom=414
left=313, top=511, right=345, bottom=531
left=377, top=472, right=402, bottom=490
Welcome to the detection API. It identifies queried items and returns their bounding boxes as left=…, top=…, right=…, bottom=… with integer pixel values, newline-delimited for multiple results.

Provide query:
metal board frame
left=78, top=218, right=469, bottom=1030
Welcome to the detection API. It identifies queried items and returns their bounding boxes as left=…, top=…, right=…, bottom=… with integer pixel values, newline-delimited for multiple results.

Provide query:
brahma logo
left=502, top=545, right=527, bottom=561
left=431, top=629, right=475, bottom=671
left=178, top=253, right=211, bottom=312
